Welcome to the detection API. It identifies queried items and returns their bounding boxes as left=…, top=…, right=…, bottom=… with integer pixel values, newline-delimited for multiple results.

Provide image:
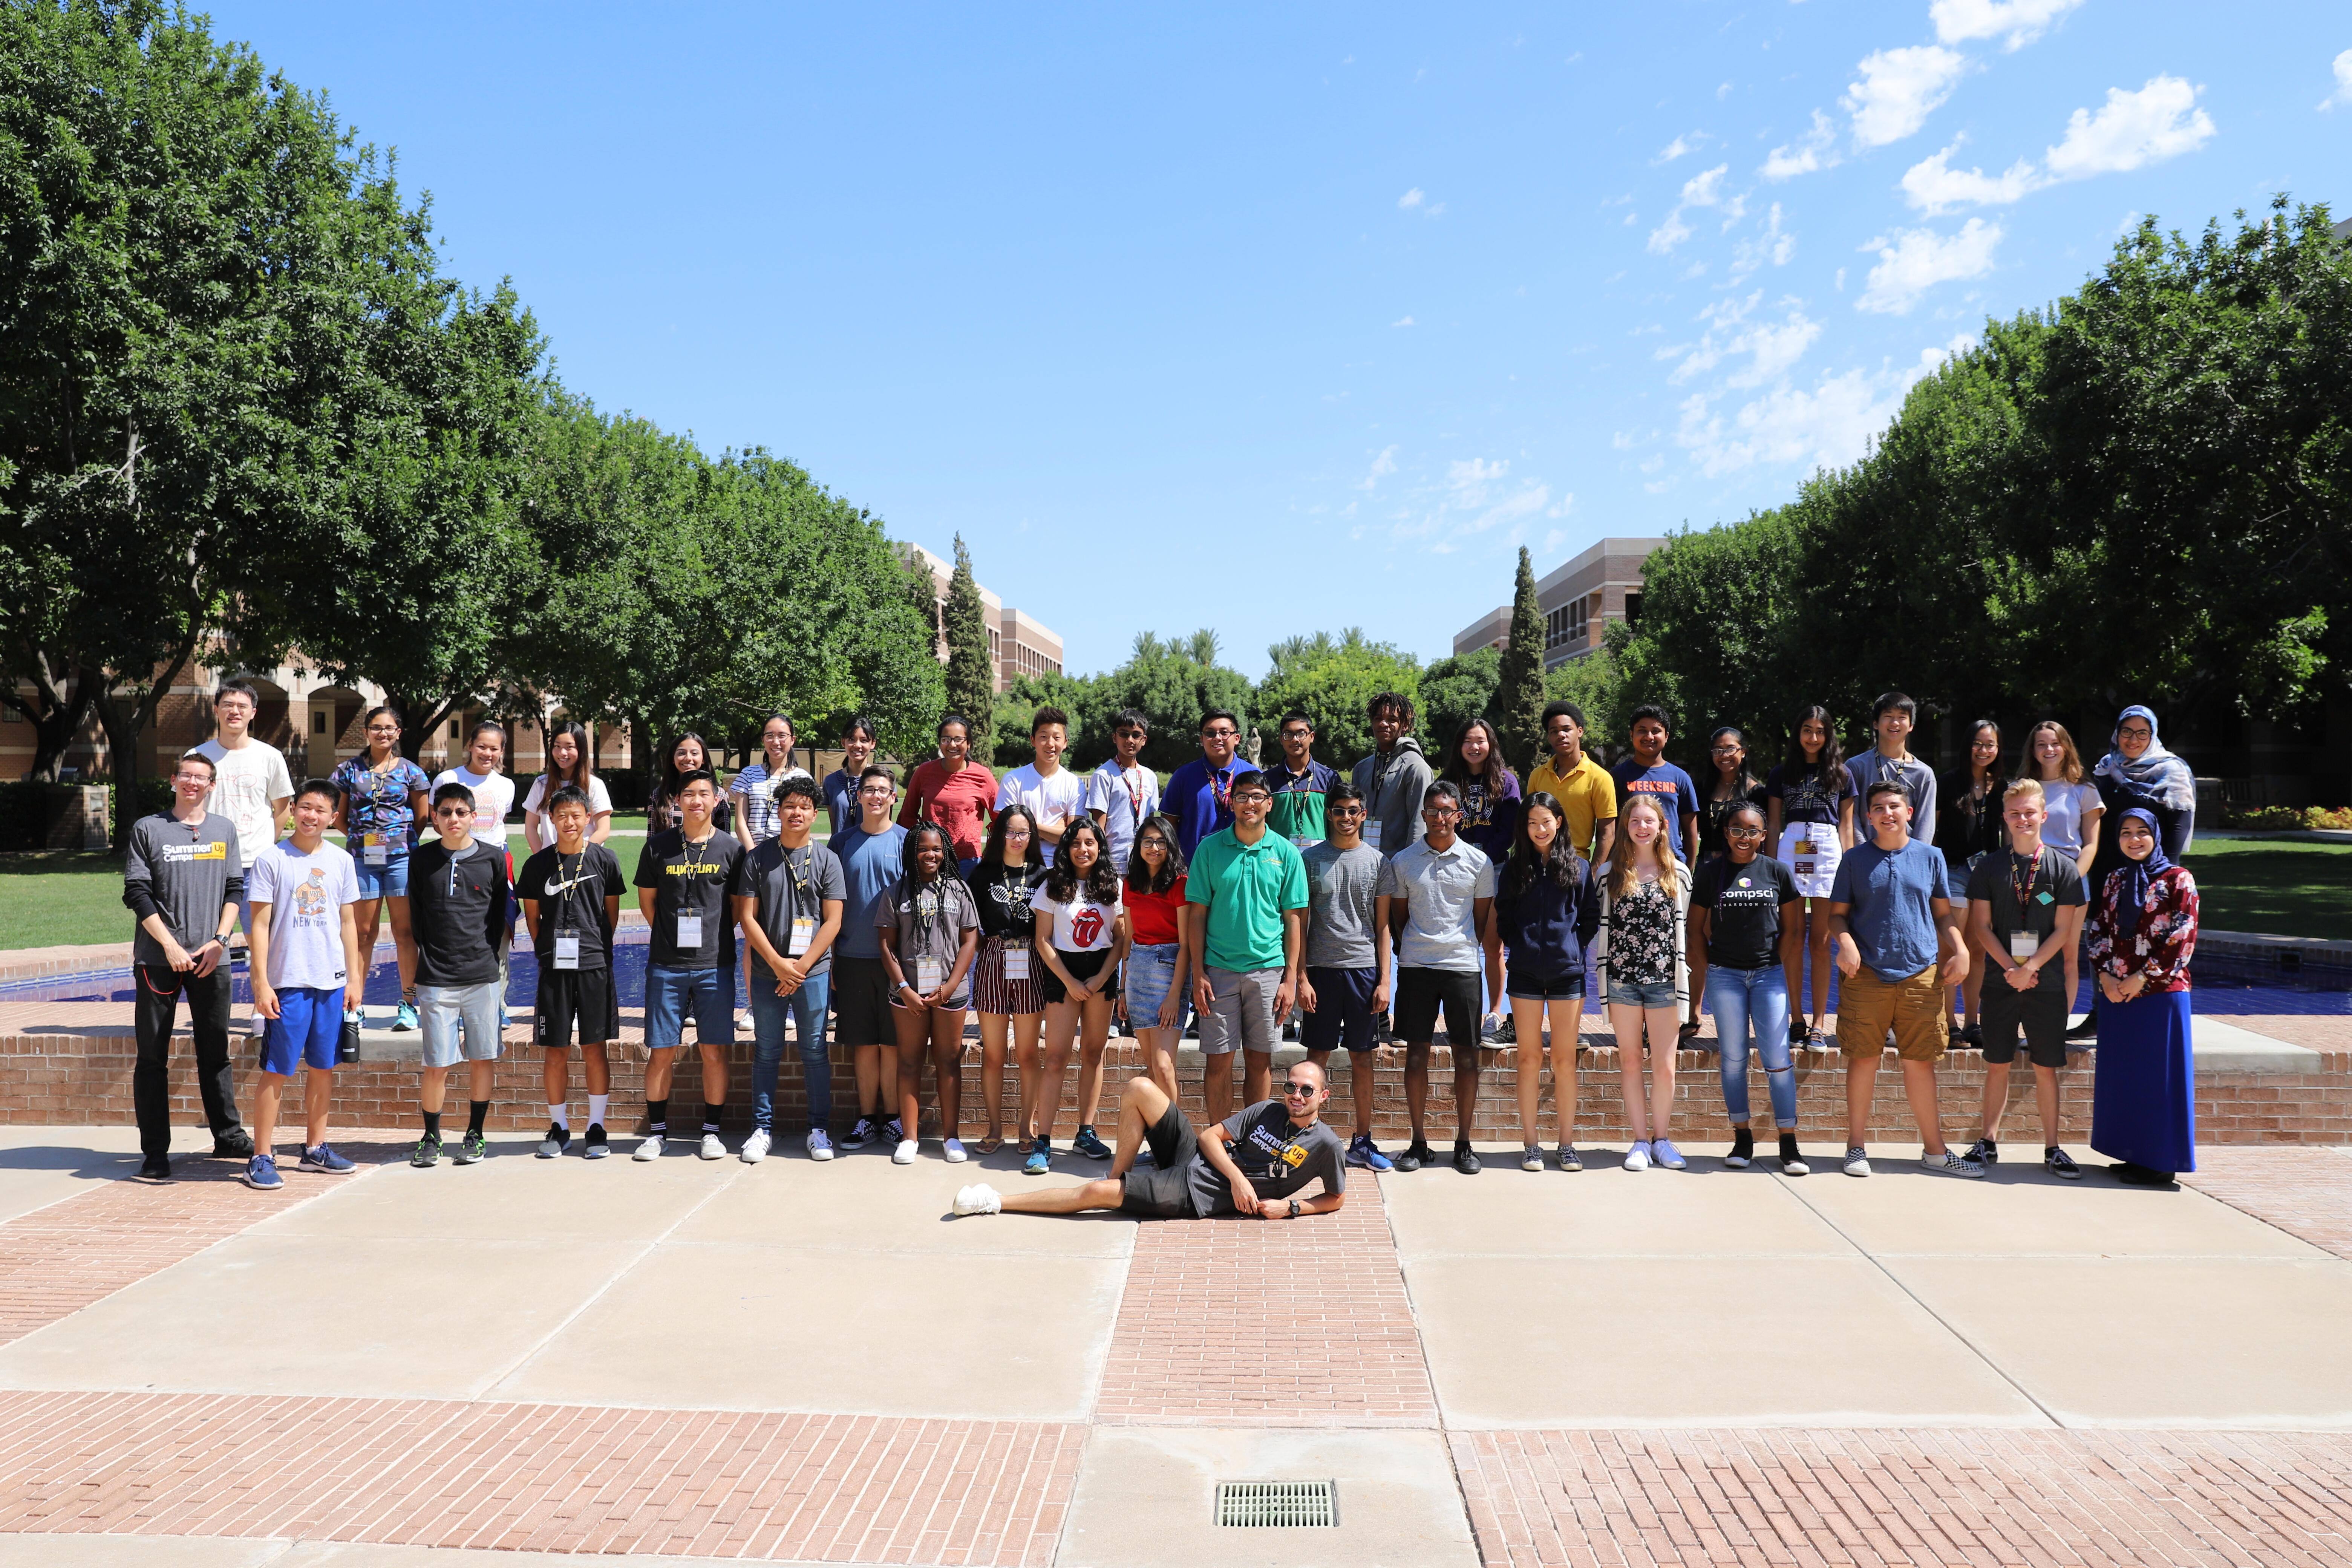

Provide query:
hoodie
left=1350, top=735, right=1433, bottom=861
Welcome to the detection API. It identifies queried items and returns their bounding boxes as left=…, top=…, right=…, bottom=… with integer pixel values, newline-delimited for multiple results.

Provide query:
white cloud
left=1639, top=454, right=1665, bottom=473
left=1654, top=133, right=1700, bottom=164
left=1398, top=187, right=1424, bottom=209
left=1660, top=291, right=1824, bottom=388
left=1729, top=202, right=1796, bottom=277
left=1675, top=334, right=1976, bottom=477
left=1929, top=0, right=2082, bottom=51
left=1357, top=445, right=1397, bottom=491
left=2326, top=50, right=2352, bottom=111
left=2043, top=76, right=2215, bottom=181
left=1611, top=431, right=1636, bottom=449
left=1857, top=219, right=2001, bottom=314
left=1391, top=315, right=1415, bottom=327
left=1842, top=46, right=1969, bottom=148
left=1762, top=110, right=1840, bottom=180
left=1900, top=141, right=2043, bottom=214
left=1648, top=163, right=1730, bottom=254
left=1383, top=456, right=1554, bottom=550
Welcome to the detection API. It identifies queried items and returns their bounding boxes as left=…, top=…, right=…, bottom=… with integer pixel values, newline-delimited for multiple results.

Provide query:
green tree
left=1254, top=629, right=1421, bottom=767
left=1093, top=631, right=1255, bottom=773
left=992, top=670, right=1104, bottom=769
left=1418, top=646, right=1501, bottom=763
left=942, top=534, right=995, bottom=757
left=1494, top=546, right=1547, bottom=769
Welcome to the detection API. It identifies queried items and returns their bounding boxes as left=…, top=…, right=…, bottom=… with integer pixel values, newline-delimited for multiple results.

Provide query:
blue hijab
left=2113, top=807, right=2174, bottom=941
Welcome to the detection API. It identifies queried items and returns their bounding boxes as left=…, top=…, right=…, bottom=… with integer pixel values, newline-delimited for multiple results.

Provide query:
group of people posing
left=121, top=680, right=2203, bottom=1220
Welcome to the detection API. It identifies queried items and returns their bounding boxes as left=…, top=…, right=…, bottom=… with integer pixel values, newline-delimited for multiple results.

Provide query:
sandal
left=975, top=1135, right=1004, bottom=1156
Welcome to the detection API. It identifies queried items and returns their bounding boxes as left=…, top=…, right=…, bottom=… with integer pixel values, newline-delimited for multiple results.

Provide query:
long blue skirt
left=2089, top=987, right=2196, bottom=1174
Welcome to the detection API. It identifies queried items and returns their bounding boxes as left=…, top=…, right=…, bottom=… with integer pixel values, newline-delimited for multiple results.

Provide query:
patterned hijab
left=2094, top=705, right=2196, bottom=817
left=2113, top=807, right=2174, bottom=942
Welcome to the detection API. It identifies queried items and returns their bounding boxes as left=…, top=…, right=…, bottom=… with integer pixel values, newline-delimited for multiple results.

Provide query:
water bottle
left=339, top=1008, right=362, bottom=1064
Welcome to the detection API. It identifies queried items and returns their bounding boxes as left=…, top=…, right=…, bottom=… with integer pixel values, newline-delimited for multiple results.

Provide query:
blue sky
left=211, top=2, right=2349, bottom=678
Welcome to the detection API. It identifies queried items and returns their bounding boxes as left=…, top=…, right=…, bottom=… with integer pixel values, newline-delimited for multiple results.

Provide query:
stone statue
left=1244, top=726, right=1263, bottom=766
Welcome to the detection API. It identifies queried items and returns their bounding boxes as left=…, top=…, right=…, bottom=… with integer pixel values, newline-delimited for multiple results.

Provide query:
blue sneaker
left=1023, top=1136, right=1051, bottom=1176
left=243, top=1153, right=283, bottom=1191
left=1072, top=1125, right=1112, bottom=1160
left=299, top=1143, right=355, bottom=1174
left=1346, top=1133, right=1394, bottom=1172
left=392, top=1000, right=419, bottom=1032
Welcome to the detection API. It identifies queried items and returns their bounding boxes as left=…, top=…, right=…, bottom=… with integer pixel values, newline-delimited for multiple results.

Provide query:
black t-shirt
left=1691, top=854, right=1798, bottom=971
left=514, top=843, right=627, bottom=971
left=968, top=859, right=1048, bottom=941
left=633, top=828, right=744, bottom=969
left=409, top=839, right=511, bottom=988
left=1963, top=847, right=2085, bottom=991
left=1767, top=763, right=1851, bottom=828
left=728, top=838, right=848, bottom=978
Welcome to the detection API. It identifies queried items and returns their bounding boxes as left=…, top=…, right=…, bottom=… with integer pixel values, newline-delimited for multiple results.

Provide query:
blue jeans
left=644, top=964, right=737, bottom=1052
left=1706, top=964, right=1796, bottom=1129
left=750, top=966, right=833, bottom=1134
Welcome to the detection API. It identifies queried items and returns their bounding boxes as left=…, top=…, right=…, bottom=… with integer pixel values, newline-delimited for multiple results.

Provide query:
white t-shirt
left=192, top=739, right=293, bottom=871
left=521, top=773, right=614, bottom=852
left=2038, top=780, right=2104, bottom=859
left=247, top=839, right=360, bottom=991
left=996, top=764, right=1089, bottom=867
left=437, top=766, right=519, bottom=856
left=1033, top=885, right=1122, bottom=952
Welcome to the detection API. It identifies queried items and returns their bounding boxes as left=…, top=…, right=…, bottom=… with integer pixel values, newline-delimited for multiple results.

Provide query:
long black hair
left=1786, top=704, right=1845, bottom=788
left=1047, top=816, right=1122, bottom=905
left=900, top=817, right=956, bottom=887
left=981, top=804, right=1045, bottom=872
left=1124, top=812, right=1186, bottom=896
left=1438, top=716, right=1513, bottom=796
left=662, top=731, right=713, bottom=799
left=1706, top=725, right=1761, bottom=797
left=1502, top=790, right=1586, bottom=896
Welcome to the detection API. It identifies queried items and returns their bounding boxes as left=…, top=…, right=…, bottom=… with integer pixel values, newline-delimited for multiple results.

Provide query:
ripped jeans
left=1705, top=963, right=1796, bottom=1129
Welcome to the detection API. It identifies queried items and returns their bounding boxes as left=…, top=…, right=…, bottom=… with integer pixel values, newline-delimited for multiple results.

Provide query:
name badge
left=675, top=913, right=703, bottom=949
left=787, top=916, right=814, bottom=957
left=363, top=833, right=386, bottom=866
left=554, top=932, right=582, bottom=970
left=916, top=956, right=944, bottom=993
left=2009, top=931, right=2038, bottom=962
left=1003, top=946, right=1031, bottom=980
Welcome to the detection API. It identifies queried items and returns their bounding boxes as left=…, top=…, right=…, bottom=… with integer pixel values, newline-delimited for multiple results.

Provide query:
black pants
left=133, top=963, right=243, bottom=1156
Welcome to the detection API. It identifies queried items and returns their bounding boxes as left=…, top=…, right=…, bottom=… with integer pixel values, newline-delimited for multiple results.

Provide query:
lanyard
left=1210, top=767, right=1233, bottom=817
left=680, top=830, right=716, bottom=879
left=2007, top=849, right=2043, bottom=918
left=1125, top=767, right=1148, bottom=824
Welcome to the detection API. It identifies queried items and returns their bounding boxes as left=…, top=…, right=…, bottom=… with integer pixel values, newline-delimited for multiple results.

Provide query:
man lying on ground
left=951, top=1062, right=1346, bottom=1220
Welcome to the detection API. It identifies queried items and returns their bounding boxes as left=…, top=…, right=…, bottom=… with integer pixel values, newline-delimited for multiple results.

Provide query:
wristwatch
left=1287, top=1198, right=1300, bottom=1219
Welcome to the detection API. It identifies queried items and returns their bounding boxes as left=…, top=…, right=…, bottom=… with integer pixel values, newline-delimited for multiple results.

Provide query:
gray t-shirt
left=1185, top=1101, right=1348, bottom=1217
left=122, top=810, right=243, bottom=966
left=1963, top=846, right=2086, bottom=994
left=730, top=839, right=848, bottom=978
left=1302, top=841, right=1381, bottom=969
left=877, top=876, right=982, bottom=996
left=1374, top=838, right=1495, bottom=972
left=247, top=839, right=361, bottom=991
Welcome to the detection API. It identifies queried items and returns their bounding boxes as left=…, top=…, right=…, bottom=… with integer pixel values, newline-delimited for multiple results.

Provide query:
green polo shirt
left=1184, top=826, right=1311, bottom=972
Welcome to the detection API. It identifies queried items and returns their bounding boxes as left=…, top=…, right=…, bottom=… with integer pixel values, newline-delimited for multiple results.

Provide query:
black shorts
left=1042, top=946, right=1120, bottom=1006
left=1980, top=978, right=2067, bottom=1068
left=534, top=967, right=617, bottom=1048
left=831, top=955, right=894, bottom=1047
left=1395, top=967, right=1482, bottom=1047
left=1301, top=966, right=1377, bottom=1053
left=1119, top=1102, right=1202, bottom=1218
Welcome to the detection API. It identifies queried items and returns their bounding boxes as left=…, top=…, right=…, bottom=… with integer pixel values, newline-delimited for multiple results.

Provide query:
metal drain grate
left=1216, top=1479, right=1338, bottom=1527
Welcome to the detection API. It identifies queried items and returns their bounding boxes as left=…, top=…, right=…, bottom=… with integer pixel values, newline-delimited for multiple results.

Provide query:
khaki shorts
left=1836, top=966, right=1947, bottom=1063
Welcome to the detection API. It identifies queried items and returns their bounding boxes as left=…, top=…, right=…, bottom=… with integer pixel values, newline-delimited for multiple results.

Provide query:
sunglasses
left=1280, top=1083, right=1318, bottom=1099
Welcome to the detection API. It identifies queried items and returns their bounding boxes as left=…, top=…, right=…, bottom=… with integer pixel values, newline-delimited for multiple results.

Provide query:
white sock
left=588, top=1094, right=609, bottom=1129
left=548, top=1102, right=569, bottom=1130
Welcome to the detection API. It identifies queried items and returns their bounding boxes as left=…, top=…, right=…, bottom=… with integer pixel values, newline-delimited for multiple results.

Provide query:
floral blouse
left=1602, top=877, right=1683, bottom=987
left=2084, top=865, right=2198, bottom=993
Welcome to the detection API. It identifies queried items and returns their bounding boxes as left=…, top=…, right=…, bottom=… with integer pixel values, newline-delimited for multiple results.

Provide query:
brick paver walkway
left=0, top=1389, right=1077, bottom=1564
left=2185, top=1145, right=2352, bottom=1260
left=1452, top=1428, right=2352, bottom=1568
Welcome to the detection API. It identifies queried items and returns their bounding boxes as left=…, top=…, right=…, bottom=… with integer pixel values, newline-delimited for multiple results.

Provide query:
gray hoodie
left=1351, top=735, right=1434, bottom=860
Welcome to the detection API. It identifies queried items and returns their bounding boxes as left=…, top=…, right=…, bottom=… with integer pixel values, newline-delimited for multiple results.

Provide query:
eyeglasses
left=1280, top=728, right=1312, bottom=740
left=2118, top=726, right=2153, bottom=739
left=1138, top=837, right=1168, bottom=851
left=1232, top=792, right=1271, bottom=804
left=1423, top=807, right=1461, bottom=819
left=1726, top=825, right=1765, bottom=838
left=1202, top=728, right=1239, bottom=739
left=173, top=770, right=211, bottom=784
left=858, top=785, right=894, bottom=797
left=1006, top=829, right=1033, bottom=840
left=1280, top=1083, right=1318, bottom=1099
left=1115, top=727, right=1146, bottom=738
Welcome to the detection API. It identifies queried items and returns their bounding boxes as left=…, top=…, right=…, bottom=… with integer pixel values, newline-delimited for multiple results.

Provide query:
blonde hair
left=2003, top=776, right=2047, bottom=806
left=1606, top=795, right=1682, bottom=901
left=2020, top=721, right=2084, bottom=786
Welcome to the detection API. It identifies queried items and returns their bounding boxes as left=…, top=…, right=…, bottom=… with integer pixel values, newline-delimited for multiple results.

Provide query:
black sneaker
left=1959, top=1022, right=1983, bottom=1048
left=1072, top=1125, right=1113, bottom=1160
left=1967, top=1137, right=1999, bottom=1166
left=1725, top=1127, right=1754, bottom=1169
left=1786, top=1017, right=1806, bottom=1047
left=455, top=1129, right=487, bottom=1165
left=583, top=1124, right=610, bottom=1159
left=2045, top=1146, right=2082, bottom=1180
left=1451, top=1144, right=1481, bottom=1175
left=136, top=1155, right=173, bottom=1184
left=1494, top=1013, right=1517, bottom=1044
left=1395, top=1140, right=1434, bottom=1173
left=843, top=1115, right=879, bottom=1149
left=536, top=1123, right=570, bottom=1159
left=211, top=1130, right=255, bottom=1160
left=1777, top=1134, right=1809, bottom=1176
left=410, top=1135, right=442, bottom=1169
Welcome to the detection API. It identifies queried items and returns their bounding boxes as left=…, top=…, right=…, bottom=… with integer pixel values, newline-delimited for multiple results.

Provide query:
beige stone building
left=896, top=544, right=1063, bottom=692
left=1451, top=536, right=1666, bottom=670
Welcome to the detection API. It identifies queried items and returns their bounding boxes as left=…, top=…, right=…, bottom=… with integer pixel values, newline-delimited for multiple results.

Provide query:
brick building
left=896, top=544, right=1064, bottom=692
left=1451, top=536, right=1666, bottom=669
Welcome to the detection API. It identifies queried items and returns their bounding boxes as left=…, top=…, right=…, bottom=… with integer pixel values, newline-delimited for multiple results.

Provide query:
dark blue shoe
left=243, top=1153, right=283, bottom=1191
left=1346, top=1133, right=1394, bottom=1172
left=1072, top=1125, right=1112, bottom=1160
left=299, top=1143, right=355, bottom=1174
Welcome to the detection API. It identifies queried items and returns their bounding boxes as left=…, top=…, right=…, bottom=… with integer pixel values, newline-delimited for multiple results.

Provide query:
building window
left=1569, top=599, right=1589, bottom=644
left=1625, top=592, right=1642, bottom=628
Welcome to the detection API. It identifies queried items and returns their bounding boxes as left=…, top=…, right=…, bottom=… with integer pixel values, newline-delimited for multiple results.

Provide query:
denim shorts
left=1122, top=942, right=1189, bottom=1033
left=1505, top=971, right=1586, bottom=1003
left=644, top=964, right=737, bottom=1052
left=350, top=850, right=411, bottom=899
left=1605, top=976, right=1678, bottom=1009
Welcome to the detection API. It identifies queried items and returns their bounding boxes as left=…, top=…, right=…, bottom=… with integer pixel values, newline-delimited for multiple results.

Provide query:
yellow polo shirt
left=1524, top=754, right=1617, bottom=860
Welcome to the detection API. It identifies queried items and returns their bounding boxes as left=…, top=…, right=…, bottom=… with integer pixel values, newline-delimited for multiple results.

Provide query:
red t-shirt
left=1125, top=875, right=1187, bottom=948
left=900, top=759, right=1000, bottom=862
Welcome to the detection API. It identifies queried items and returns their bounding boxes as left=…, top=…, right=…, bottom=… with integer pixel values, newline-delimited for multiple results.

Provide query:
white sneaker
left=699, top=1132, right=726, bottom=1160
left=735, top=1008, right=754, bottom=1032
left=943, top=1138, right=968, bottom=1164
left=1623, top=1141, right=1652, bottom=1171
left=633, top=1135, right=666, bottom=1162
left=740, top=1128, right=771, bottom=1164
left=893, top=1138, right=919, bottom=1165
left=953, top=1182, right=1002, bottom=1216
left=1923, top=1147, right=1987, bottom=1179
left=1843, top=1147, right=1873, bottom=1178
left=806, top=1128, right=834, bottom=1162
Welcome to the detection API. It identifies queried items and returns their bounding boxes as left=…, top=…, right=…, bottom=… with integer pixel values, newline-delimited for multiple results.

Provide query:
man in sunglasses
left=950, top=1062, right=1347, bottom=1220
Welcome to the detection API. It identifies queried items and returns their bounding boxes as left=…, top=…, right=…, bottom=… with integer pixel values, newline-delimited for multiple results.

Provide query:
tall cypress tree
left=1497, top=545, right=1547, bottom=770
left=943, top=534, right=996, bottom=758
